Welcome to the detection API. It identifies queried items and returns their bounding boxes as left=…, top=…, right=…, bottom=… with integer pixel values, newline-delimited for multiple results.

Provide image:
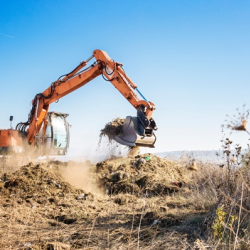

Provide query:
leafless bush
left=207, top=113, right=250, bottom=249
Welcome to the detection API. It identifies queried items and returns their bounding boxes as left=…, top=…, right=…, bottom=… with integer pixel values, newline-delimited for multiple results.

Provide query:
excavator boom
left=1, top=49, right=157, bottom=155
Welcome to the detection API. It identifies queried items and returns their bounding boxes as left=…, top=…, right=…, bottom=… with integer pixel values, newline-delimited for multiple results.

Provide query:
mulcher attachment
left=113, top=107, right=157, bottom=148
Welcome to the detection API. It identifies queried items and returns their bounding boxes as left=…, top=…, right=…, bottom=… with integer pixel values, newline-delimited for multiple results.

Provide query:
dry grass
left=224, top=105, right=250, bottom=134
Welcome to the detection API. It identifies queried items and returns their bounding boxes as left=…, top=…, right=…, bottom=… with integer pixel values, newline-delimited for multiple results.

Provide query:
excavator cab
left=113, top=107, right=157, bottom=148
left=38, top=112, right=70, bottom=155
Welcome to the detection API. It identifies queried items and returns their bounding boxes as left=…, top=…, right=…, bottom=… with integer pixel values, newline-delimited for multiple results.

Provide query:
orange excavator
left=0, top=50, right=157, bottom=155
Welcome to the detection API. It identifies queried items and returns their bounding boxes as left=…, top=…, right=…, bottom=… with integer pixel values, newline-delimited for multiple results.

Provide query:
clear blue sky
left=0, top=0, right=250, bottom=158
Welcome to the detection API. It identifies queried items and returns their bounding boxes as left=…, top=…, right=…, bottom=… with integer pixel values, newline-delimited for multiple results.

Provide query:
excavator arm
left=17, top=49, right=157, bottom=150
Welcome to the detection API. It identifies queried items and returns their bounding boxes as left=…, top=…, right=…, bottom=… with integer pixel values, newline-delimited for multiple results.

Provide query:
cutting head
left=113, top=116, right=156, bottom=148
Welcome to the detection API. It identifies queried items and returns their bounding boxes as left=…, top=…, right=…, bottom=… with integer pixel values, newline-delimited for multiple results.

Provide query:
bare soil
left=0, top=154, right=218, bottom=249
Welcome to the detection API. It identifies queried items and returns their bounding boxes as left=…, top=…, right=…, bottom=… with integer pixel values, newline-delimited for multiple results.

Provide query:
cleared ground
left=0, top=154, right=234, bottom=249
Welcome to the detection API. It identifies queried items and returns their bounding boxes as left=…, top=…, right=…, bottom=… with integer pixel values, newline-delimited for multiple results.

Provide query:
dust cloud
left=58, top=161, right=100, bottom=194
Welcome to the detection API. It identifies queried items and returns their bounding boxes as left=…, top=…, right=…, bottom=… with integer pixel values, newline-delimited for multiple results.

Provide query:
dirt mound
left=0, top=162, right=90, bottom=205
left=96, top=154, right=188, bottom=196
left=0, top=155, right=220, bottom=249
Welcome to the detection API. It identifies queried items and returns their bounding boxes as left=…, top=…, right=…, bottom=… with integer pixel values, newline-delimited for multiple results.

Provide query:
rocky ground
left=0, top=154, right=223, bottom=249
